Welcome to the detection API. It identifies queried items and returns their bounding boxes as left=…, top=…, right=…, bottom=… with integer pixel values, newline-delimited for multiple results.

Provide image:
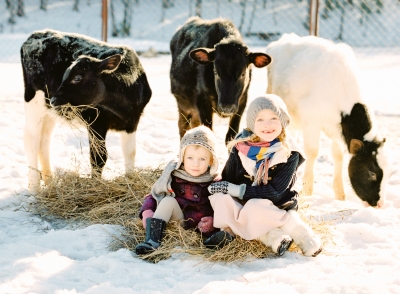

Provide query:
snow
left=1, top=48, right=400, bottom=293
left=1, top=1, right=400, bottom=293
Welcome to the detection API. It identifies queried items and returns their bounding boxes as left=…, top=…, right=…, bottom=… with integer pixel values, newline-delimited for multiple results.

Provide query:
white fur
left=24, top=91, right=137, bottom=192
left=120, top=131, right=137, bottom=174
left=279, top=211, right=321, bottom=257
left=24, top=91, right=56, bottom=193
left=266, top=33, right=390, bottom=202
left=258, top=228, right=292, bottom=254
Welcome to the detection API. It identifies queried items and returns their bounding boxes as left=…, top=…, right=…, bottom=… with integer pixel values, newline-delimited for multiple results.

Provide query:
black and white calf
left=21, top=29, right=152, bottom=192
left=170, top=16, right=271, bottom=143
left=266, top=33, right=391, bottom=208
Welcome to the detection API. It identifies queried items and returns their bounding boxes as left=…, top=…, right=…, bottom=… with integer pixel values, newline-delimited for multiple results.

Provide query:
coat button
left=193, top=193, right=199, bottom=198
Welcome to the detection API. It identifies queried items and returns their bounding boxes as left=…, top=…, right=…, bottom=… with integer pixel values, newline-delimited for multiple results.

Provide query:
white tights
left=153, top=197, right=184, bottom=224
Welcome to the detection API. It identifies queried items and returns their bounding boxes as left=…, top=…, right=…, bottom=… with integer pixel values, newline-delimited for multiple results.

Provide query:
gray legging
left=153, top=197, right=184, bottom=225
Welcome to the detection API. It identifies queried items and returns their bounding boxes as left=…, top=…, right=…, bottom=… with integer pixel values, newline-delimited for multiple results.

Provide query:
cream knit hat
left=177, top=125, right=219, bottom=175
left=246, top=94, right=291, bottom=132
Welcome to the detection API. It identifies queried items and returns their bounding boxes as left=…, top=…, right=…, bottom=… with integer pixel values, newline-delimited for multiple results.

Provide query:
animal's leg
left=23, top=91, right=47, bottom=193
left=197, top=101, right=212, bottom=130
left=177, top=106, right=192, bottom=138
left=301, top=126, right=320, bottom=196
left=38, top=114, right=56, bottom=185
left=177, top=106, right=202, bottom=137
left=226, top=99, right=246, bottom=144
left=331, top=141, right=346, bottom=200
left=190, top=108, right=202, bottom=129
left=120, top=131, right=136, bottom=174
left=88, top=124, right=108, bottom=176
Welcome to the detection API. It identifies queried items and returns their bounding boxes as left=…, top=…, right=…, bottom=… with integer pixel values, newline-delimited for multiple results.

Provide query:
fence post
left=102, top=0, right=108, bottom=42
left=309, top=0, right=319, bottom=36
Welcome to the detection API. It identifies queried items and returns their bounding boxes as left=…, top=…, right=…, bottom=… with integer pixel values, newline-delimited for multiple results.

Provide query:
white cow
left=266, top=33, right=391, bottom=208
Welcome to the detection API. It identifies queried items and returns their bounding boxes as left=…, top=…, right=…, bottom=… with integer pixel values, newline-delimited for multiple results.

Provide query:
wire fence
left=1, top=0, right=400, bottom=62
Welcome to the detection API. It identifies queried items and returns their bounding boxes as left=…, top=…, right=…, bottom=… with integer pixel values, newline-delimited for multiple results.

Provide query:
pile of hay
left=30, top=168, right=332, bottom=263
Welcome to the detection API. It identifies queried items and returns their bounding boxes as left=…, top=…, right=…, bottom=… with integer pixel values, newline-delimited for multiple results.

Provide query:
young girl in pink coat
left=205, top=94, right=322, bottom=257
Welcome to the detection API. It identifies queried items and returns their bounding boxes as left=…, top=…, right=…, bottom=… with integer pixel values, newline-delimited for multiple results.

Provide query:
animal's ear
left=98, top=54, right=122, bottom=72
left=189, top=48, right=215, bottom=64
left=248, top=53, right=272, bottom=68
left=349, top=139, right=364, bottom=155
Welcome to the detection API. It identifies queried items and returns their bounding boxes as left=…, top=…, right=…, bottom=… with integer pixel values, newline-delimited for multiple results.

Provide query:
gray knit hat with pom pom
left=246, top=94, right=291, bottom=132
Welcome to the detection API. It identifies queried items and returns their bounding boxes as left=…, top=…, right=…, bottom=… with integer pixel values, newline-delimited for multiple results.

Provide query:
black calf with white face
left=341, top=103, right=388, bottom=207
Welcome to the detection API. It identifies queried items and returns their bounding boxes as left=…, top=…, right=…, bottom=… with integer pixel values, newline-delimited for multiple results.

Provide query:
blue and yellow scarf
left=235, top=130, right=283, bottom=185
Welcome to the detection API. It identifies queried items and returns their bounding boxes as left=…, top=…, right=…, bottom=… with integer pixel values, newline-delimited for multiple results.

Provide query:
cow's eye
left=71, top=75, right=83, bottom=84
left=368, top=171, right=377, bottom=181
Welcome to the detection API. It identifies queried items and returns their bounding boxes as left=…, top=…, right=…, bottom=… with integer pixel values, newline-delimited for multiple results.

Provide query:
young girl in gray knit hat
left=135, top=125, right=220, bottom=255
left=204, top=94, right=322, bottom=257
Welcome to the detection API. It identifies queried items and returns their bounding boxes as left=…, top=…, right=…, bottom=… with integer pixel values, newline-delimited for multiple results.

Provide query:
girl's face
left=254, top=109, right=283, bottom=142
left=183, top=145, right=212, bottom=177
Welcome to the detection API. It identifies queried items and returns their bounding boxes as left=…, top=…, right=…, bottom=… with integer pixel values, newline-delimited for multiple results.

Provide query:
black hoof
left=204, top=231, right=233, bottom=250
left=276, top=238, right=293, bottom=256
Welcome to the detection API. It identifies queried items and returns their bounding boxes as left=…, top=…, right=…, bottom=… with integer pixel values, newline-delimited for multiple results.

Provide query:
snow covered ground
left=1, top=47, right=400, bottom=293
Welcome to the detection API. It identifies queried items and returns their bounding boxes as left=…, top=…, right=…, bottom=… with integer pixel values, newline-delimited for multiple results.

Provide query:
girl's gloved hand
left=208, top=181, right=246, bottom=199
left=142, top=210, right=155, bottom=228
left=198, top=216, right=214, bottom=233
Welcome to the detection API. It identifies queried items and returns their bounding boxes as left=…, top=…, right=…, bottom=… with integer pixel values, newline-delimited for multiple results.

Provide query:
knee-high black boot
left=135, top=218, right=166, bottom=255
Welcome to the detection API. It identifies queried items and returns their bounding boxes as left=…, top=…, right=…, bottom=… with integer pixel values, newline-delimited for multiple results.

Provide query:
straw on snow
left=30, top=168, right=334, bottom=263
left=27, top=96, right=335, bottom=263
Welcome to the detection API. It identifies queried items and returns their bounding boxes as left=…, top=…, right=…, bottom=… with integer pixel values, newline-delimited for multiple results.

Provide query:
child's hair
left=227, top=128, right=290, bottom=157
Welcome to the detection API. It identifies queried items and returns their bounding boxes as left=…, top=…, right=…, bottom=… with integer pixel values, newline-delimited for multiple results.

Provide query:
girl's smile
left=253, top=109, right=283, bottom=142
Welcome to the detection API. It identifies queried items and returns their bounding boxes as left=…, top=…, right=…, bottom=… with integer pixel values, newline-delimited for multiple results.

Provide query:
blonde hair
left=227, top=128, right=290, bottom=157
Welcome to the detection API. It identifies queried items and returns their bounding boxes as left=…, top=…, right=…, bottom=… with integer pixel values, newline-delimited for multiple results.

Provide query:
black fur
left=341, top=103, right=385, bottom=207
left=21, top=29, right=152, bottom=173
left=169, top=17, right=271, bottom=143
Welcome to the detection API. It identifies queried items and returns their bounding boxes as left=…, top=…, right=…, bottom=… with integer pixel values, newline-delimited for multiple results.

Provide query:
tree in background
left=40, top=0, right=47, bottom=10
left=17, top=0, right=24, bottom=16
left=322, top=0, right=384, bottom=40
left=110, top=0, right=133, bottom=36
left=238, top=0, right=247, bottom=32
left=73, top=0, right=80, bottom=11
left=195, top=0, right=201, bottom=17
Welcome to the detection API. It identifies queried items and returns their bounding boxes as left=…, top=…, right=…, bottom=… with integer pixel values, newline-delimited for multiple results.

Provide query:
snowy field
left=1, top=45, right=400, bottom=293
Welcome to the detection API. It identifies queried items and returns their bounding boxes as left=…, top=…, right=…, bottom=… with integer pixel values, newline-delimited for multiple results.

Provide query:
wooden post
left=309, top=0, right=314, bottom=35
left=314, top=0, right=319, bottom=36
left=102, top=0, right=108, bottom=42
left=309, top=0, right=319, bottom=36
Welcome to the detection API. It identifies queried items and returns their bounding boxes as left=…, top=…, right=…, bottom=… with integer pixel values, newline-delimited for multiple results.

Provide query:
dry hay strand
left=55, top=103, right=107, bottom=162
left=31, top=167, right=162, bottom=225
left=114, top=218, right=277, bottom=264
left=30, top=168, right=333, bottom=263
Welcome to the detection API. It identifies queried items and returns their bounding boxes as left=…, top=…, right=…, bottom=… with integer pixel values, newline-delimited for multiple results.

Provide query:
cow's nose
left=219, top=104, right=238, bottom=115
